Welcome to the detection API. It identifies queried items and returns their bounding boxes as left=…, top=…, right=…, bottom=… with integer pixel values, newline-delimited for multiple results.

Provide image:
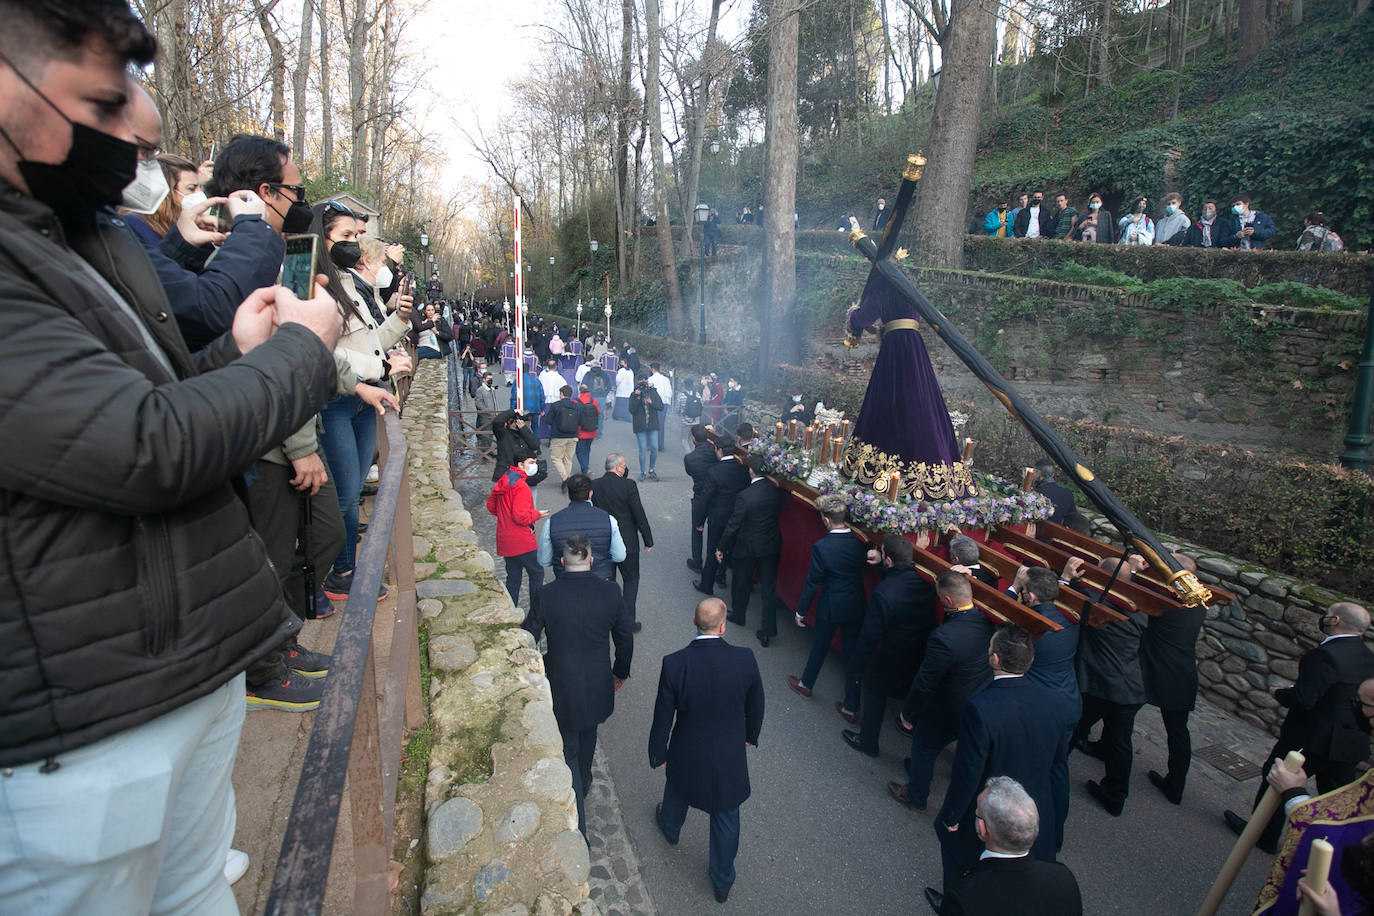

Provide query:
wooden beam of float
left=847, top=155, right=1210, bottom=609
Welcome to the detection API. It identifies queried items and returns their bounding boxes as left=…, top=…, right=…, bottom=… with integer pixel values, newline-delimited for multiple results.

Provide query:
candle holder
left=831, top=437, right=843, bottom=468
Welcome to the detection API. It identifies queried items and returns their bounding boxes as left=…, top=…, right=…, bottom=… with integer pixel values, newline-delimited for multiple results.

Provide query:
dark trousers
left=560, top=722, right=598, bottom=836
left=658, top=781, right=740, bottom=896
left=730, top=554, right=780, bottom=636
left=698, top=517, right=729, bottom=588
left=906, top=715, right=958, bottom=807
left=936, top=812, right=983, bottom=891
left=1158, top=706, right=1193, bottom=796
left=856, top=655, right=903, bottom=754
left=690, top=498, right=706, bottom=565
left=245, top=463, right=346, bottom=687
left=612, top=552, right=641, bottom=621
left=801, top=618, right=862, bottom=712
left=574, top=437, right=593, bottom=474
left=1074, top=694, right=1143, bottom=805
left=504, top=550, right=543, bottom=614
left=1252, top=741, right=1356, bottom=850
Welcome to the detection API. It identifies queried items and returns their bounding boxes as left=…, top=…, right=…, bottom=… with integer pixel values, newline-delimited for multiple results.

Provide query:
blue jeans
left=635, top=430, right=658, bottom=476
left=658, top=781, right=740, bottom=896
left=656, top=408, right=668, bottom=449
left=575, top=438, right=593, bottom=474
left=319, top=393, right=378, bottom=574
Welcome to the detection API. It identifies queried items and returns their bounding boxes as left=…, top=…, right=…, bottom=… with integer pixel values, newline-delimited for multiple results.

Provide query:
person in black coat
left=1226, top=601, right=1374, bottom=853
left=948, top=534, right=998, bottom=588
left=716, top=454, right=784, bottom=645
left=683, top=425, right=716, bottom=573
left=1141, top=553, right=1207, bottom=805
left=1066, top=556, right=1148, bottom=817
left=1012, top=192, right=1052, bottom=238
left=786, top=494, right=870, bottom=718
left=890, top=572, right=995, bottom=810
left=592, top=453, right=654, bottom=632
left=935, top=777, right=1083, bottom=916
left=523, top=535, right=634, bottom=836
left=693, top=435, right=749, bottom=593
left=934, top=627, right=1077, bottom=894
left=649, top=598, right=765, bottom=904
left=843, top=535, right=938, bottom=757
left=1031, top=460, right=1076, bottom=524
left=491, top=409, right=546, bottom=486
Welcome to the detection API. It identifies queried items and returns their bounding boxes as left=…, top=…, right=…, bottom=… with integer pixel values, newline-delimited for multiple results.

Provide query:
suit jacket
left=1012, top=205, right=1052, bottom=238
left=1275, top=636, right=1374, bottom=764
left=940, top=856, right=1082, bottom=916
left=701, top=456, right=751, bottom=528
left=1074, top=589, right=1148, bottom=705
left=684, top=442, right=716, bottom=502
left=903, top=609, right=995, bottom=728
left=718, top=478, right=783, bottom=558
left=1024, top=602, right=1081, bottom=714
left=855, top=565, right=938, bottom=667
left=1034, top=480, right=1077, bottom=524
left=648, top=637, right=765, bottom=813
left=796, top=530, right=869, bottom=624
left=936, top=677, right=1078, bottom=868
left=591, top=471, right=653, bottom=553
left=523, top=571, right=634, bottom=732
left=1140, top=605, right=1206, bottom=712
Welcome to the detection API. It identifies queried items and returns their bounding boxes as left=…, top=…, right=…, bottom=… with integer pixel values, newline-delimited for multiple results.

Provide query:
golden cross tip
left=895, top=247, right=909, bottom=261
left=904, top=153, right=927, bottom=181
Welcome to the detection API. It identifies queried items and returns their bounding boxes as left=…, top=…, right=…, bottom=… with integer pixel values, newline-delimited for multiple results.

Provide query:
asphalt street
left=467, top=384, right=1277, bottom=916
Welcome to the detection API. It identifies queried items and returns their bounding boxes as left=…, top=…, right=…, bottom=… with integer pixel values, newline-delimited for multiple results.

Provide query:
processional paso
left=840, top=154, right=1211, bottom=610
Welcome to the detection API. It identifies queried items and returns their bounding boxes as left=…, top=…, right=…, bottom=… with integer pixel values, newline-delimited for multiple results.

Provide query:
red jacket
left=576, top=391, right=600, bottom=440
left=486, top=467, right=541, bottom=556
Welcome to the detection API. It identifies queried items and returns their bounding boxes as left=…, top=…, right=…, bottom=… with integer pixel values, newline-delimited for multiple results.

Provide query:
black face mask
left=279, top=198, right=314, bottom=234
left=330, top=239, right=362, bottom=269
left=0, top=55, right=138, bottom=221
left=1032, top=198, right=1044, bottom=206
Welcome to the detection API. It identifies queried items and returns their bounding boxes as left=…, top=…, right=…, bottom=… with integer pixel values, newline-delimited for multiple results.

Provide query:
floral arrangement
left=755, top=442, right=1054, bottom=535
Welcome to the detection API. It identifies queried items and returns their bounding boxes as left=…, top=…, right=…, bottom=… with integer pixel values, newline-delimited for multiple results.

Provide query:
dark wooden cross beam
left=848, top=155, right=1213, bottom=609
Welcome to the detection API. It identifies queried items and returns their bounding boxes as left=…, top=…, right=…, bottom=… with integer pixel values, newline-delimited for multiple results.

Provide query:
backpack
left=554, top=400, right=580, bottom=435
left=587, top=366, right=609, bottom=395
left=576, top=398, right=599, bottom=432
left=682, top=393, right=702, bottom=421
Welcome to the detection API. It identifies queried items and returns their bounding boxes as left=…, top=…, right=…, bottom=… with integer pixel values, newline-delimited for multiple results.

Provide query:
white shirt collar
left=694, top=633, right=722, bottom=640
left=980, top=849, right=1029, bottom=860
left=993, top=673, right=1023, bottom=680
left=1322, top=633, right=1358, bottom=645
left=749, top=476, right=767, bottom=484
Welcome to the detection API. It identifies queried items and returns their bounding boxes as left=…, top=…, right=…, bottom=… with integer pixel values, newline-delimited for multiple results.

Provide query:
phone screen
left=206, top=204, right=233, bottom=233
left=280, top=234, right=319, bottom=300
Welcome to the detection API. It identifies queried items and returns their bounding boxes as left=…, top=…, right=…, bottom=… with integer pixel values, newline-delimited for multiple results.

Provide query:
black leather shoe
left=842, top=729, right=878, bottom=758
left=924, top=887, right=943, bottom=914
left=894, top=714, right=914, bottom=737
left=655, top=804, right=679, bottom=845
left=633, top=621, right=643, bottom=633
left=755, top=630, right=770, bottom=647
left=714, top=888, right=729, bottom=904
left=686, top=558, right=702, bottom=572
left=1148, top=770, right=1182, bottom=805
left=1223, top=809, right=1248, bottom=837
left=1086, top=779, right=1124, bottom=817
left=692, top=580, right=713, bottom=596
left=726, top=612, right=746, bottom=626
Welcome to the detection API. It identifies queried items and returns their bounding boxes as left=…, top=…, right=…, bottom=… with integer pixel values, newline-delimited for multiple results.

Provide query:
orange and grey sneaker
left=284, top=640, right=330, bottom=679
left=246, top=673, right=324, bottom=711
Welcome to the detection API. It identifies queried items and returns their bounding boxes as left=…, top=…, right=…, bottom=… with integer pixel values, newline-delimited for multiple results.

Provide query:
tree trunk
left=1096, top=0, right=1112, bottom=89
left=758, top=0, right=800, bottom=378
left=910, top=0, right=997, bottom=269
left=614, top=0, right=635, bottom=288
left=342, top=0, right=376, bottom=189
left=320, top=2, right=334, bottom=172
left=644, top=0, right=685, bottom=338
left=254, top=1, right=288, bottom=141
left=678, top=0, right=723, bottom=255
left=1237, top=0, right=1271, bottom=61
left=292, top=0, right=313, bottom=158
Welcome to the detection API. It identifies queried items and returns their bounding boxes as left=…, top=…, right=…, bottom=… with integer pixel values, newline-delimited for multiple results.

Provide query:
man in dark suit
left=1066, top=556, right=1148, bottom=817
left=932, top=626, right=1077, bottom=899
left=844, top=535, right=938, bottom=757
left=786, top=494, right=869, bottom=720
left=1141, top=552, right=1207, bottom=805
left=715, top=454, right=784, bottom=646
left=649, top=598, right=765, bottom=904
left=948, top=534, right=997, bottom=588
left=694, top=434, right=749, bottom=594
left=1225, top=601, right=1374, bottom=853
left=1031, top=459, right=1077, bottom=524
left=935, top=777, right=1082, bottom=916
left=1005, top=566, right=1080, bottom=723
left=890, top=572, right=995, bottom=809
left=523, top=535, right=634, bottom=836
left=683, top=425, right=716, bottom=573
left=592, top=453, right=653, bottom=633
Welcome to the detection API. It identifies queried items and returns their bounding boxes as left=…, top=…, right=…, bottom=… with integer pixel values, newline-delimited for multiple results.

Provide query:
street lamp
left=695, top=202, right=710, bottom=345
left=710, top=139, right=720, bottom=154
left=590, top=239, right=598, bottom=258
left=1341, top=287, right=1374, bottom=472
left=548, top=255, right=555, bottom=308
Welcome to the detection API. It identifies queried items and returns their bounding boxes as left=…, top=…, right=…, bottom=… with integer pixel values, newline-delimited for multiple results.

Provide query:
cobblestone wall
left=403, top=367, right=594, bottom=916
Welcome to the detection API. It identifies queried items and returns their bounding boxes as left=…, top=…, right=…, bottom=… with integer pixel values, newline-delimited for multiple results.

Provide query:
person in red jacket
left=574, top=383, right=601, bottom=474
left=487, top=456, right=551, bottom=614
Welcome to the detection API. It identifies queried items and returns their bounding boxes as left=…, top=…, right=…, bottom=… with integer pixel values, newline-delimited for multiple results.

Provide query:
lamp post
left=548, top=255, right=555, bottom=309
left=694, top=202, right=710, bottom=345
left=1341, top=288, right=1374, bottom=472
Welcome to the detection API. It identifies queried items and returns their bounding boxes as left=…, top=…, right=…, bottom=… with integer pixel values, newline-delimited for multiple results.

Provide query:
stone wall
left=404, top=367, right=593, bottom=915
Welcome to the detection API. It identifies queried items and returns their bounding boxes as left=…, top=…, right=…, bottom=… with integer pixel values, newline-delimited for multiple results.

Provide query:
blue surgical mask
left=1233, top=204, right=1245, bottom=215
left=1165, top=204, right=1177, bottom=215
left=1089, top=201, right=1101, bottom=211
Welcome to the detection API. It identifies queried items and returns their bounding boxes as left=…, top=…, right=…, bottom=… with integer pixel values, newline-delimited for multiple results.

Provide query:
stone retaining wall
left=404, top=366, right=594, bottom=915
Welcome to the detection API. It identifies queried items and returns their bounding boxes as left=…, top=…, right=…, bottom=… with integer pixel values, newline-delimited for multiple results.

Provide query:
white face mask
left=122, top=159, right=170, bottom=215
left=374, top=265, right=394, bottom=289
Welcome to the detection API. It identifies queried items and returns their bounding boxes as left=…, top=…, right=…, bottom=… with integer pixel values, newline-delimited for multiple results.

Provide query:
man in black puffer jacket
left=0, top=5, right=342, bottom=912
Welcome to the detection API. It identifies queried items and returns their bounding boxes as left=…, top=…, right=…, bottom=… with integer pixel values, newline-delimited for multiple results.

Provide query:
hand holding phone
left=177, top=195, right=229, bottom=247
left=280, top=234, right=320, bottom=300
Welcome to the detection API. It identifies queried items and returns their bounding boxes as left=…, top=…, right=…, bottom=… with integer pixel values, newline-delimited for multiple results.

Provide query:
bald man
left=649, top=598, right=765, bottom=904
left=1226, top=602, right=1374, bottom=853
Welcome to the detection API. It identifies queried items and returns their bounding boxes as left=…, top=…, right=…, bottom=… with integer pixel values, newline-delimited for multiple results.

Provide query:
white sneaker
left=224, top=848, right=249, bottom=885
left=364, top=464, right=380, bottom=485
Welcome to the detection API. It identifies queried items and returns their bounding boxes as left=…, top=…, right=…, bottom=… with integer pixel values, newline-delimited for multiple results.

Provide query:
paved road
left=467, top=384, right=1277, bottom=916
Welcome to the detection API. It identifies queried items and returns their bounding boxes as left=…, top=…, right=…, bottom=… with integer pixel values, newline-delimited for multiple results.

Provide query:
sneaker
left=638, top=474, right=647, bottom=482
left=312, top=588, right=337, bottom=619
left=322, top=569, right=391, bottom=602
left=224, top=849, right=250, bottom=885
left=285, top=640, right=331, bottom=679
left=360, top=484, right=379, bottom=497
left=647, top=469, right=659, bottom=481
left=246, top=673, right=324, bottom=710
left=365, top=463, right=380, bottom=484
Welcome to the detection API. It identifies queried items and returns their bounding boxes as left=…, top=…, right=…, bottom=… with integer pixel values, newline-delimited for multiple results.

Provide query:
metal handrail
left=264, top=394, right=422, bottom=914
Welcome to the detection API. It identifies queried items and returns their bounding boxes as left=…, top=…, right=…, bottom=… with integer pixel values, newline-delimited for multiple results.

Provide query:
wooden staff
left=1196, top=750, right=1306, bottom=916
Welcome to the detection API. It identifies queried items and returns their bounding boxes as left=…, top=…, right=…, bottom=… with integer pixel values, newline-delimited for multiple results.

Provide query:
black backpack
left=554, top=400, right=580, bottom=435
left=587, top=366, right=609, bottom=395
left=576, top=398, right=600, bottom=432
left=683, top=393, right=702, bottom=421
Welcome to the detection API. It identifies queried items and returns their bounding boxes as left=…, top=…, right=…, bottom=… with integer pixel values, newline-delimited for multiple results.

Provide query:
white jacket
left=335, top=273, right=410, bottom=382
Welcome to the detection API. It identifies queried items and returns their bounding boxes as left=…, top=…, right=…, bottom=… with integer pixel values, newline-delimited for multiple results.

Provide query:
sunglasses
left=324, top=199, right=359, bottom=219
left=269, top=182, right=308, bottom=203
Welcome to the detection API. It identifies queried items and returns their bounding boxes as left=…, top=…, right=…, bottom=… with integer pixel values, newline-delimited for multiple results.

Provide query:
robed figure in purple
left=839, top=270, right=974, bottom=501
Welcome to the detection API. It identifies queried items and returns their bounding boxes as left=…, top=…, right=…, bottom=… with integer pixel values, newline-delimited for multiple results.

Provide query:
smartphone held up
left=279, top=234, right=320, bottom=301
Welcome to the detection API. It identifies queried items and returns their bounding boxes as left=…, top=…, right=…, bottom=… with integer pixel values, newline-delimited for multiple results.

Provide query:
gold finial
left=847, top=215, right=867, bottom=246
left=904, top=153, right=927, bottom=181
left=1168, top=570, right=1214, bottom=608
